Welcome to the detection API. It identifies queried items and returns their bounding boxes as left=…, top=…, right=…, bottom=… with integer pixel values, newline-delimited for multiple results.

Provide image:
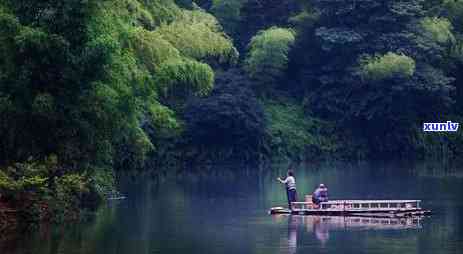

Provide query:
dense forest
left=1, top=0, right=463, bottom=223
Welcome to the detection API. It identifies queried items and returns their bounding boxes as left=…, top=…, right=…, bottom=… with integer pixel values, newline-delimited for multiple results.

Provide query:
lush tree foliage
left=288, top=0, right=456, bottom=156
left=210, top=0, right=243, bottom=38
left=183, top=69, right=266, bottom=162
left=263, top=99, right=338, bottom=161
left=0, top=0, right=235, bottom=221
left=420, top=17, right=455, bottom=44
left=360, top=53, right=416, bottom=81
left=238, top=0, right=298, bottom=48
left=154, top=9, right=238, bottom=64
left=439, top=0, right=463, bottom=112
left=244, top=27, right=295, bottom=86
left=155, top=58, right=215, bottom=106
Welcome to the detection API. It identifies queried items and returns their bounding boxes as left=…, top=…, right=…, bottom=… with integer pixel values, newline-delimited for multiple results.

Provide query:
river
left=1, top=161, right=462, bottom=254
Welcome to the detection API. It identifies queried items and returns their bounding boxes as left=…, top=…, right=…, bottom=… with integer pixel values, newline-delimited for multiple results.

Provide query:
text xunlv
left=423, top=121, right=459, bottom=132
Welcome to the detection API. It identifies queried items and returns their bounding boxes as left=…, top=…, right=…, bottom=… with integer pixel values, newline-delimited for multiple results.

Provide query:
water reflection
left=311, top=216, right=329, bottom=246
left=287, top=216, right=297, bottom=254
left=273, top=214, right=424, bottom=253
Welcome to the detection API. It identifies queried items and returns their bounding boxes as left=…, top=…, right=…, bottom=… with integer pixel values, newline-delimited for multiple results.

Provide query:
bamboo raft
left=270, top=199, right=431, bottom=218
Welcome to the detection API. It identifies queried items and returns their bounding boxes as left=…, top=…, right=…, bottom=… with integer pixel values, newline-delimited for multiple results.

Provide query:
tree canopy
left=244, top=27, right=295, bottom=86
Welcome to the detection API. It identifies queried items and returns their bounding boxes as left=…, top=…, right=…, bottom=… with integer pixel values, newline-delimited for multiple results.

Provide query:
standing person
left=277, top=170, right=297, bottom=210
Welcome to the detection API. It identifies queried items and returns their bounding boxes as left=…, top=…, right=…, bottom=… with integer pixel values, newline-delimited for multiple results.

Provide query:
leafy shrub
left=0, top=93, right=12, bottom=113
left=0, top=156, right=92, bottom=222
left=155, top=9, right=238, bottom=64
left=443, top=0, right=463, bottom=31
left=211, top=0, right=243, bottom=36
left=360, top=52, right=416, bottom=81
left=264, top=100, right=312, bottom=157
left=54, top=173, right=89, bottom=212
left=90, top=168, right=115, bottom=198
left=146, top=101, right=182, bottom=138
left=288, top=10, right=320, bottom=30
left=32, top=93, right=55, bottom=116
left=155, top=58, right=215, bottom=98
left=0, top=157, right=52, bottom=199
left=125, top=28, right=181, bottom=73
left=315, top=27, right=363, bottom=51
left=244, top=27, right=295, bottom=84
left=419, top=17, right=455, bottom=44
left=263, top=99, right=345, bottom=160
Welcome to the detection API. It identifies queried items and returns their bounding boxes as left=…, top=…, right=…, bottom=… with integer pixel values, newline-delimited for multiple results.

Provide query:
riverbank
left=0, top=156, right=117, bottom=228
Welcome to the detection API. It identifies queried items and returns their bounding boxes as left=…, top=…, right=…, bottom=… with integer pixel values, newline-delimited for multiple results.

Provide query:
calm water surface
left=1, top=161, right=463, bottom=254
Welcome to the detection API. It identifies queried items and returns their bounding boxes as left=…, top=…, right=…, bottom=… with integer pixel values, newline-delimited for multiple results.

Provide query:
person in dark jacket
left=312, top=184, right=328, bottom=205
left=278, top=170, right=297, bottom=210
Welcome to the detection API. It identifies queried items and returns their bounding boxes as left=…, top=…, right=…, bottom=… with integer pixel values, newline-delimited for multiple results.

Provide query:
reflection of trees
left=0, top=204, right=119, bottom=254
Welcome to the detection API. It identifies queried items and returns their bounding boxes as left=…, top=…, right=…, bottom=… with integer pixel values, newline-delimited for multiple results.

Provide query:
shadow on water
left=1, top=160, right=462, bottom=254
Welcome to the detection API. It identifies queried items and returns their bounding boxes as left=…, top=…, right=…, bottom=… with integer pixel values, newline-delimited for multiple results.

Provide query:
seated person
left=312, top=184, right=329, bottom=205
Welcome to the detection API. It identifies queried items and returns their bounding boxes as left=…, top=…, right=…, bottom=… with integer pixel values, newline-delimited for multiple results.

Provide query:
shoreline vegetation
left=1, top=0, right=463, bottom=228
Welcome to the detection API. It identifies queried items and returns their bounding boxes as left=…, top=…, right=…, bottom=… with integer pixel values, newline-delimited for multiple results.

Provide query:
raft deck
left=270, top=200, right=431, bottom=218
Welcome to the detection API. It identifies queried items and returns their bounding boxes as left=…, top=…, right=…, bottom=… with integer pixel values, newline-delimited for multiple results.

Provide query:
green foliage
left=413, top=116, right=463, bottom=159
left=288, top=10, right=320, bottom=30
left=54, top=173, right=89, bottom=216
left=420, top=17, right=455, bottom=44
left=32, top=93, right=55, bottom=116
left=443, top=0, right=463, bottom=31
left=126, top=28, right=181, bottom=73
left=0, top=170, right=47, bottom=196
left=0, top=157, right=54, bottom=199
left=0, top=93, right=12, bottom=113
left=0, top=9, right=20, bottom=73
left=239, top=0, right=299, bottom=49
left=263, top=100, right=337, bottom=160
left=93, top=0, right=181, bottom=31
left=155, top=58, right=215, bottom=98
left=183, top=69, right=267, bottom=162
left=291, top=0, right=457, bottom=157
left=211, top=0, right=243, bottom=36
left=90, top=168, right=116, bottom=198
left=155, top=9, right=238, bottom=64
left=245, top=27, right=296, bottom=84
left=360, top=52, right=416, bottom=81
left=0, top=0, right=241, bottom=224
left=450, top=39, right=463, bottom=62
left=0, top=156, right=92, bottom=221
left=79, top=0, right=235, bottom=170
left=264, top=100, right=312, bottom=156
left=146, top=102, right=182, bottom=138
